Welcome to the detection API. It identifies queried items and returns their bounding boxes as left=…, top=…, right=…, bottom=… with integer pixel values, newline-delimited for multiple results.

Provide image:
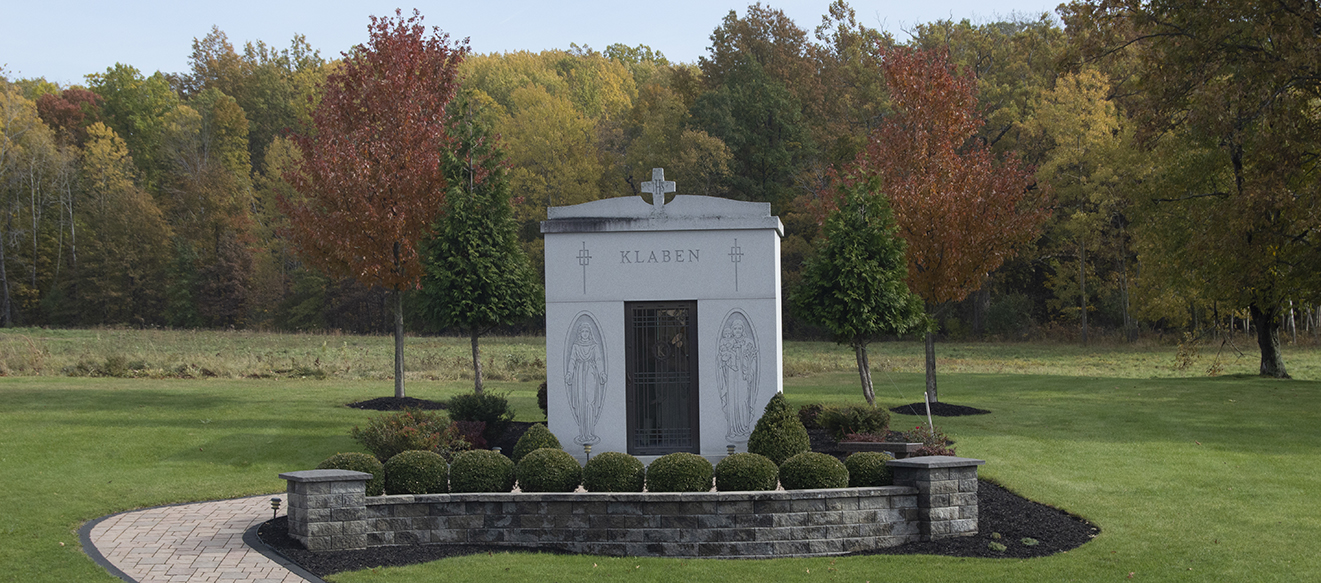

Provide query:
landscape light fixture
left=270, top=497, right=281, bottom=519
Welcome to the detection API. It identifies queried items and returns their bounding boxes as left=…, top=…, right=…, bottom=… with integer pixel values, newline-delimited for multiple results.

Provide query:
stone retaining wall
left=280, top=456, right=984, bottom=559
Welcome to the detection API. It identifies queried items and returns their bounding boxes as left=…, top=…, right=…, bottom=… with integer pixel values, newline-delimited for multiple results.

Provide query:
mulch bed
left=890, top=401, right=992, bottom=416
left=263, top=410, right=1098, bottom=576
left=347, top=396, right=447, bottom=411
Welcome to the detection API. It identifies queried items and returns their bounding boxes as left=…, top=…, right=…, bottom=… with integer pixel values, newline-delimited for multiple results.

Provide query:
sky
left=2, top=0, right=1061, bottom=87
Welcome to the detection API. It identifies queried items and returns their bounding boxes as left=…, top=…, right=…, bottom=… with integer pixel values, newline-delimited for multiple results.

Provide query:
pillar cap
left=886, top=456, right=985, bottom=469
left=279, top=469, right=373, bottom=482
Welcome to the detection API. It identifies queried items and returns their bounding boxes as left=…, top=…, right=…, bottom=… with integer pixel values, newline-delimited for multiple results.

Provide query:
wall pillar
left=888, top=456, right=985, bottom=541
left=280, top=469, right=371, bottom=551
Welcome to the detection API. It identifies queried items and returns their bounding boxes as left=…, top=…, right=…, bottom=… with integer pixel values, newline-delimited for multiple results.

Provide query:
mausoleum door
left=625, top=301, right=700, bottom=455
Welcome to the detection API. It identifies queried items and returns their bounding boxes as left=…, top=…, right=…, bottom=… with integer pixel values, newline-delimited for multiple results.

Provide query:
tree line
left=1, top=0, right=1317, bottom=376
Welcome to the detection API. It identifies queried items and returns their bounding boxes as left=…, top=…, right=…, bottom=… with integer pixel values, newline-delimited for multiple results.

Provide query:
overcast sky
left=2, top=0, right=1061, bottom=87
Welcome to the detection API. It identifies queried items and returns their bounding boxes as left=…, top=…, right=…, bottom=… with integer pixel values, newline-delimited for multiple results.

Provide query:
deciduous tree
left=1026, top=69, right=1146, bottom=342
left=78, top=122, right=172, bottom=323
left=852, top=46, right=1049, bottom=402
left=1061, top=0, right=1321, bottom=377
left=86, top=64, right=180, bottom=188
left=281, top=9, right=466, bottom=398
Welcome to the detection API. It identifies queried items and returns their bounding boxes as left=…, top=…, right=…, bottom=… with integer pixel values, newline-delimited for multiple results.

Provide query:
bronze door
left=625, top=301, right=699, bottom=455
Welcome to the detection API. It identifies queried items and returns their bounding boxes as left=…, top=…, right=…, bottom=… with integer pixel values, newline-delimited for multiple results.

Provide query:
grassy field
left=3, top=326, right=1314, bottom=381
left=0, top=328, right=1318, bottom=582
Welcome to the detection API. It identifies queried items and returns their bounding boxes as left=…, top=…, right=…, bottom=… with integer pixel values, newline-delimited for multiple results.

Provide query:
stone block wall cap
left=279, top=469, right=373, bottom=482
left=886, top=456, right=986, bottom=469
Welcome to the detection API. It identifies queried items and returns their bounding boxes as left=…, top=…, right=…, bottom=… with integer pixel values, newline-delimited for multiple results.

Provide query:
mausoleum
left=542, top=169, right=784, bottom=463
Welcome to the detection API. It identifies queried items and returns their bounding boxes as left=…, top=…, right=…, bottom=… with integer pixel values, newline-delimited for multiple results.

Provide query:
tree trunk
left=854, top=342, right=874, bottom=407
left=1250, top=302, right=1289, bottom=378
left=972, top=287, right=988, bottom=338
left=0, top=227, right=11, bottom=327
left=393, top=289, right=405, bottom=398
left=1287, top=301, right=1296, bottom=344
left=1120, top=237, right=1134, bottom=342
left=471, top=327, right=484, bottom=394
left=924, top=331, right=938, bottom=403
left=1079, top=237, right=1088, bottom=345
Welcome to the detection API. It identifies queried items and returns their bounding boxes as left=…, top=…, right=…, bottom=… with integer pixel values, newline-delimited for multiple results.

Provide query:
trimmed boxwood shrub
left=447, top=391, right=515, bottom=443
left=714, top=452, right=778, bottom=492
left=778, top=452, right=849, bottom=490
left=747, top=394, right=811, bottom=465
left=516, top=448, right=582, bottom=492
left=511, top=423, right=561, bottom=464
left=817, top=405, right=890, bottom=441
left=645, top=452, right=713, bottom=493
left=317, top=452, right=385, bottom=496
left=383, top=450, right=448, bottom=495
left=449, top=449, right=516, bottom=493
left=845, top=451, right=895, bottom=487
left=582, top=451, right=645, bottom=492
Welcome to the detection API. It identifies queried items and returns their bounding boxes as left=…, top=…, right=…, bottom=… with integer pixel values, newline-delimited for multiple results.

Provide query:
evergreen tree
left=789, top=176, right=927, bottom=406
left=420, top=92, right=543, bottom=393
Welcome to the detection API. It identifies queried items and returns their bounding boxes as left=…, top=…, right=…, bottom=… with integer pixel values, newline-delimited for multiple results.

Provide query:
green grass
left=1, top=330, right=1319, bottom=582
left=0, top=375, right=542, bottom=583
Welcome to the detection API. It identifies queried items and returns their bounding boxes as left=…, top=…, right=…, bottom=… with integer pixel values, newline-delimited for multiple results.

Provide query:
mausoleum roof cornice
left=541, top=195, right=784, bottom=236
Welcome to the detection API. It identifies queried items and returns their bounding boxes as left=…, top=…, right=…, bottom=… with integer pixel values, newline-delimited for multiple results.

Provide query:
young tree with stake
left=281, top=10, right=466, bottom=398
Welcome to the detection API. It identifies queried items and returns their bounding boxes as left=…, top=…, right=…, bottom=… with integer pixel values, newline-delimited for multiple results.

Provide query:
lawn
left=0, top=329, right=1318, bottom=582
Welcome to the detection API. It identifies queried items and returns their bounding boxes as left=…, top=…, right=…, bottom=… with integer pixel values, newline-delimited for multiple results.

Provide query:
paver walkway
left=83, top=494, right=314, bottom=583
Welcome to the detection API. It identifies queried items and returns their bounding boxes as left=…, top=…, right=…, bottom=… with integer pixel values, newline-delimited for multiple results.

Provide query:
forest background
left=1, top=0, right=1317, bottom=355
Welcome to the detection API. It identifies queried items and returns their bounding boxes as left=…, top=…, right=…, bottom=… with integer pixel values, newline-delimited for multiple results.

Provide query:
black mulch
left=261, top=421, right=1097, bottom=576
left=347, top=396, right=447, bottom=411
left=862, top=479, right=1100, bottom=559
left=890, top=401, right=991, bottom=416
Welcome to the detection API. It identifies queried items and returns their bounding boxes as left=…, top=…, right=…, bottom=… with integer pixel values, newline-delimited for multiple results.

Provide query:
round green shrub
left=447, top=392, right=515, bottom=443
left=845, top=451, right=895, bottom=487
left=449, top=449, right=516, bottom=493
left=645, top=452, right=713, bottom=492
left=714, top=452, right=778, bottom=492
left=317, top=452, right=385, bottom=496
left=747, top=394, right=811, bottom=465
left=582, top=451, right=645, bottom=492
left=516, top=448, right=582, bottom=492
left=511, top=423, right=561, bottom=464
left=778, top=452, right=849, bottom=490
left=817, top=405, right=891, bottom=441
left=383, top=450, right=448, bottom=495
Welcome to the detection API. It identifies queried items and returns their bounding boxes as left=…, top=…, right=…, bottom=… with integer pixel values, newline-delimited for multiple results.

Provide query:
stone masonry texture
left=282, top=456, right=984, bottom=558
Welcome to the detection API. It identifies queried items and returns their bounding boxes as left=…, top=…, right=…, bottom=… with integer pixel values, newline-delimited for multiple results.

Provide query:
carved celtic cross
left=640, top=167, right=676, bottom=210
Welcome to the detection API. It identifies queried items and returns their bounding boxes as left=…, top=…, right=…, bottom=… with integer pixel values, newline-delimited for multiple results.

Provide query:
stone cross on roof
left=641, top=167, right=676, bottom=211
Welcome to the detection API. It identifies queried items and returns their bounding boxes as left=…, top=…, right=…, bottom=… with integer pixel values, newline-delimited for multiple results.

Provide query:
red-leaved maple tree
left=281, top=10, right=467, bottom=398
left=851, top=46, right=1050, bottom=403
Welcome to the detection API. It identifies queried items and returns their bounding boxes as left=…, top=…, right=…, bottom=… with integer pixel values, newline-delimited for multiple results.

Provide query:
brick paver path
left=86, top=494, right=310, bottom=583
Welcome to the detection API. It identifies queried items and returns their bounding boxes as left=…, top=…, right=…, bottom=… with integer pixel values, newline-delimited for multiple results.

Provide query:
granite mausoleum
left=541, top=168, right=784, bottom=463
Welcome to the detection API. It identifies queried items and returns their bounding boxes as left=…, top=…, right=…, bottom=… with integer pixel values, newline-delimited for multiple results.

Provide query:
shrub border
left=280, top=456, right=984, bottom=558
